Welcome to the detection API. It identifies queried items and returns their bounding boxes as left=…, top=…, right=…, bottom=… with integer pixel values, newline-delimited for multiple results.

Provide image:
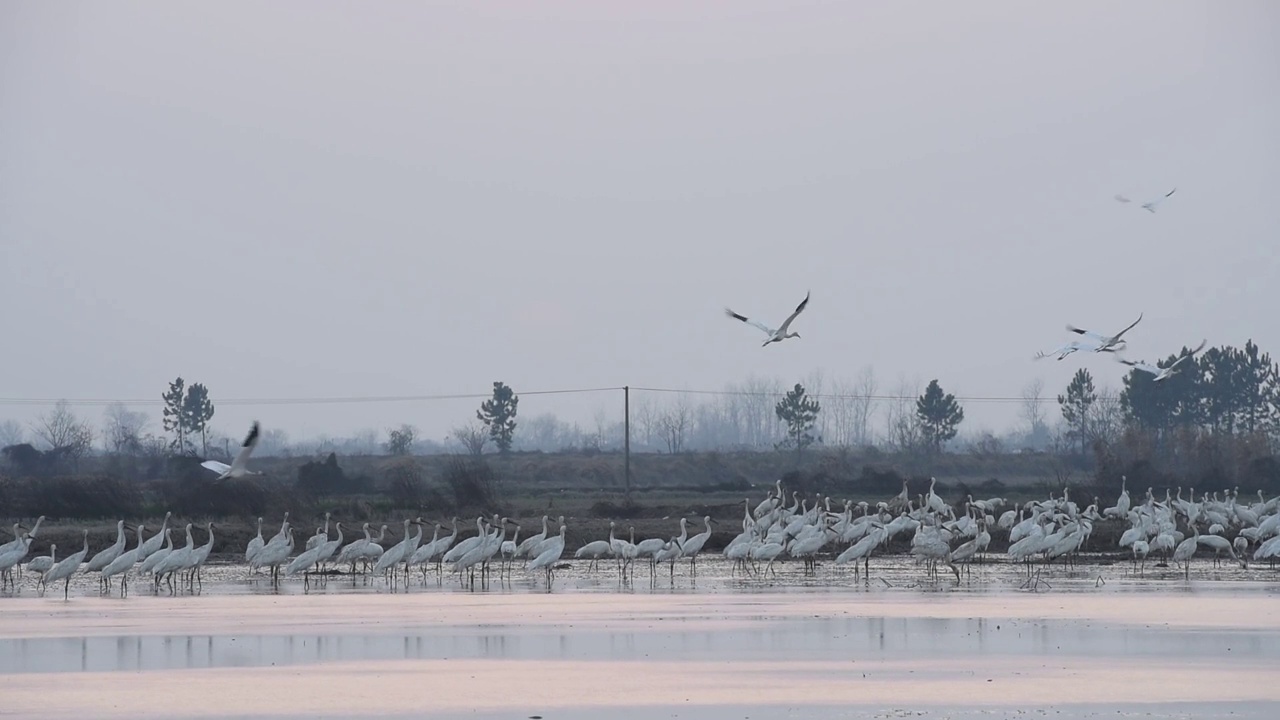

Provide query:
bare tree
left=591, top=408, right=623, bottom=450
left=520, top=413, right=563, bottom=451
left=658, top=394, right=692, bottom=454
left=804, top=368, right=828, bottom=444
left=347, top=429, right=380, bottom=455
left=882, top=376, right=919, bottom=452
left=1020, top=379, right=1050, bottom=449
left=740, top=375, right=783, bottom=448
left=1090, top=388, right=1126, bottom=448
left=968, top=430, right=1004, bottom=457
left=258, top=427, right=293, bottom=457
left=31, top=400, right=94, bottom=469
left=632, top=395, right=659, bottom=450
left=0, top=419, right=23, bottom=448
left=888, top=411, right=923, bottom=455
left=825, top=378, right=856, bottom=448
left=138, top=433, right=170, bottom=460
left=103, top=402, right=149, bottom=455
left=450, top=422, right=489, bottom=456
left=851, top=366, right=878, bottom=447
left=700, top=392, right=742, bottom=448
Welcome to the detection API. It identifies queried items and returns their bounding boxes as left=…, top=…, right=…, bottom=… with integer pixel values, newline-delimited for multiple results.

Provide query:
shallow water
left=2, top=557, right=1278, bottom=719
left=3, top=551, right=1272, bottom=600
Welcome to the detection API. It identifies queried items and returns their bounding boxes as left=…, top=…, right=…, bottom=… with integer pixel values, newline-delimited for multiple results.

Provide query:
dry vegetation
left=0, top=446, right=1170, bottom=559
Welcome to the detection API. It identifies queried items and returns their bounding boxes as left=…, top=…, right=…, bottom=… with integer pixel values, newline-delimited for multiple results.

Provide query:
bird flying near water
left=201, top=421, right=262, bottom=480
left=724, top=291, right=810, bottom=347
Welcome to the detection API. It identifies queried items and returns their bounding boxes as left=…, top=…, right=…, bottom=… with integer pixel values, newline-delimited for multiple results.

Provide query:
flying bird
left=201, top=421, right=262, bottom=480
left=1034, top=339, right=1119, bottom=361
left=724, top=291, right=810, bottom=347
left=1065, top=313, right=1143, bottom=353
left=1118, top=340, right=1208, bottom=382
left=1115, top=189, right=1175, bottom=212
left=1142, top=188, right=1176, bottom=213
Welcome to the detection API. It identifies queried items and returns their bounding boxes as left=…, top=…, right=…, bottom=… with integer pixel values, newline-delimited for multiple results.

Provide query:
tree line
left=4, top=341, right=1280, bottom=486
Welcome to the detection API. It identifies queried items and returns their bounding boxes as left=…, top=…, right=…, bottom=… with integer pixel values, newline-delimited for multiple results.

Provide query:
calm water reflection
left=4, top=613, right=1274, bottom=675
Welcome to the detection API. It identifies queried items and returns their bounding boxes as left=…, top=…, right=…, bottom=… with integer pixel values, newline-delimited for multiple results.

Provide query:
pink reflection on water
left=3, top=656, right=1279, bottom=719
left=0, top=590, right=1277, bottom=719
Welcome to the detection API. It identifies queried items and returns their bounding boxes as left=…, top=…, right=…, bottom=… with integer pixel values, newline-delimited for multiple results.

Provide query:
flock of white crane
left=724, top=190, right=1194, bottom=383
left=708, top=476, right=1280, bottom=585
left=4, top=474, right=1279, bottom=598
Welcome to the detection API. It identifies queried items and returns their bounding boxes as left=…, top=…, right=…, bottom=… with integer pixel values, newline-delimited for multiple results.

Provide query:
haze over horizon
left=2, top=1, right=1278, bottom=447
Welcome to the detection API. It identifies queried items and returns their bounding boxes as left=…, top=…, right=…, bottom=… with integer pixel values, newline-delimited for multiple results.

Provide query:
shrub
left=0, top=476, right=144, bottom=518
left=443, top=458, right=497, bottom=510
left=297, top=453, right=371, bottom=496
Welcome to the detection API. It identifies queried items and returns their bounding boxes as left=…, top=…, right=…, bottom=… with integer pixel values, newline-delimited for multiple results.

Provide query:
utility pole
left=624, top=385, right=631, bottom=499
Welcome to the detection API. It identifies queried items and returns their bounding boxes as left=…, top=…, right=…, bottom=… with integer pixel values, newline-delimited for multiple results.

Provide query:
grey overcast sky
left=2, top=1, right=1278, bottom=443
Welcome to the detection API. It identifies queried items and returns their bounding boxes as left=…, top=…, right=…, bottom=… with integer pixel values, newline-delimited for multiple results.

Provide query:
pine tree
left=477, top=382, right=519, bottom=454
left=183, top=383, right=216, bottom=456
left=916, top=379, right=964, bottom=452
left=1058, top=369, right=1096, bottom=456
left=1121, top=343, right=1204, bottom=434
left=774, top=383, right=821, bottom=461
left=161, top=377, right=188, bottom=454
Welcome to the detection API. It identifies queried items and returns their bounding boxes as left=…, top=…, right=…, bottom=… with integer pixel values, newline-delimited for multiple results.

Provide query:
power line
left=0, top=383, right=1066, bottom=408
left=629, top=386, right=1056, bottom=405
left=0, top=386, right=625, bottom=408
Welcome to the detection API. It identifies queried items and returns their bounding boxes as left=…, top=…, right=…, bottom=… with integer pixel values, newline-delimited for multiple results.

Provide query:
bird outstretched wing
left=229, top=421, right=261, bottom=475
left=724, top=308, right=775, bottom=337
left=201, top=460, right=232, bottom=476
left=1141, top=188, right=1175, bottom=212
left=1035, top=343, right=1076, bottom=361
left=1117, top=357, right=1160, bottom=376
left=776, top=290, right=811, bottom=335
left=1112, top=312, right=1144, bottom=342
left=1167, top=339, right=1208, bottom=370
left=1065, top=325, right=1107, bottom=343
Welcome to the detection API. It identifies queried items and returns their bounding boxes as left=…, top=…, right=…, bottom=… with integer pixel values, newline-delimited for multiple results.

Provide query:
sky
left=2, top=1, right=1278, bottom=446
